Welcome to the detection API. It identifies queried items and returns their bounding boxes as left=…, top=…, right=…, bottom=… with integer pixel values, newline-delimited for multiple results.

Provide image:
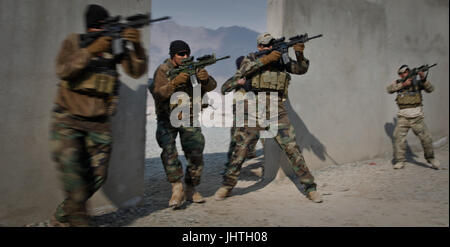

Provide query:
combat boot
left=214, top=186, right=233, bottom=201
left=169, top=182, right=185, bottom=208
left=427, top=159, right=440, bottom=170
left=185, top=185, right=205, bottom=203
left=67, top=213, right=90, bottom=227
left=50, top=200, right=70, bottom=227
left=50, top=215, right=70, bottom=227
left=307, top=190, right=323, bottom=203
left=393, top=162, right=405, bottom=169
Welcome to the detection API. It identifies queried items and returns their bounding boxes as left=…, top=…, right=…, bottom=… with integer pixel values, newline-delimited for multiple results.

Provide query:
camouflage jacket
left=54, top=33, right=147, bottom=118
left=151, top=58, right=217, bottom=120
left=221, top=75, right=245, bottom=95
left=232, top=51, right=309, bottom=101
left=386, top=79, right=434, bottom=94
left=235, top=52, right=309, bottom=81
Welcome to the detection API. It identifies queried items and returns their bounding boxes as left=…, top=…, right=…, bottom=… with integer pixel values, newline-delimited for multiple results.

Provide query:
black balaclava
left=85, top=4, right=110, bottom=29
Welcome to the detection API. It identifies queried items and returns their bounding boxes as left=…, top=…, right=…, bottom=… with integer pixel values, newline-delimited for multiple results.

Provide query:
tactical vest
left=60, top=35, right=118, bottom=97
left=247, top=54, right=291, bottom=100
left=395, top=80, right=423, bottom=109
left=250, top=70, right=291, bottom=99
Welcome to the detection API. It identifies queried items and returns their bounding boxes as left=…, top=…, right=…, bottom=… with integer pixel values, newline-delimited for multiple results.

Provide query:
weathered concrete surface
left=0, top=0, right=150, bottom=226
left=266, top=0, right=449, bottom=178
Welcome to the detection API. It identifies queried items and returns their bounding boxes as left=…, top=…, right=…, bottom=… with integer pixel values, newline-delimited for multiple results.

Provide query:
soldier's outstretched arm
left=55, top=34, right=92, bottom=80
left=286, top=55, right=309, bottom=75
left=152, top=66, right=176, bottom=100
left=236, top=56, right=265, bottom=79
left=422, top=80, right=434, bottom=93
left=221, top=76, right=240, bottom=95
left=286, top=43, right=309, bottom=75
left=121, top=44, right=148, bottom=79
left=387, top=80, right=403, bottom=94
left=201, top=75, right=217, bottom=92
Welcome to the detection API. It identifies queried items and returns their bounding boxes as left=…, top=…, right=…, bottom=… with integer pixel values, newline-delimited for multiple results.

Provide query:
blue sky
left=152, top=0, right=267, bottom=32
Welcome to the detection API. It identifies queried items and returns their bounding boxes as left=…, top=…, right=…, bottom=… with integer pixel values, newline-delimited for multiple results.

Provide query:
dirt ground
left=90, top=118, right=449, bottom=227
left=27, top=117, right=449, bottom=227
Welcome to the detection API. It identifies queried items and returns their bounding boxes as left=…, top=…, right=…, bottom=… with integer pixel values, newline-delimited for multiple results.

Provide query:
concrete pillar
left=0, top=0, right=151, bottom=226
left=266, top=0, right=449, bottom=179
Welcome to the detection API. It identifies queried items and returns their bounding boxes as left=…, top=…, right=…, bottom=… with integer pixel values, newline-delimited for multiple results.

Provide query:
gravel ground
left=26, top=115, right=449, bottom=227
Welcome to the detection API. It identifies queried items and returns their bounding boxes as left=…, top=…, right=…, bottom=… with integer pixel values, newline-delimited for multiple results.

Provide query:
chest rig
left=61, top=34, right=119, bottom=97
left=247, top=54, right=291, bottom=100
left=395, top=79, right=423, bottom=109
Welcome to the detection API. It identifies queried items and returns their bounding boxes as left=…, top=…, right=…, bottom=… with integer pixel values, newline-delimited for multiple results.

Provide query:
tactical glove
left=196, top=68, right=209, bottom=81
left=86, top=36, right=112, bottom=54
left=170, top=72, right=189, bottom=87
left=402, top=79, right=412, bottom=87
left=259, top=50, right=281, bottom=65
left=122, top=28, right=141, bottom=44
left=293, top=43, right=305, bottom=53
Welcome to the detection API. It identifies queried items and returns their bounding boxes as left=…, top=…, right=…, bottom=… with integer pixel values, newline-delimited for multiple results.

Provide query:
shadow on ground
left=91, top=149, right=269, bottom=226
left=384, top=117, right=431, bottom=169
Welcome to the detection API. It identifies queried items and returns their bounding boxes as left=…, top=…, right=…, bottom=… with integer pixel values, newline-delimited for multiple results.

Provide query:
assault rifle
left=254, top=33, right=323, bottom=65
left=80, top=13, right=170, bottom=56
left=397, top=63, right=437, bottom=87
left=167, top=54, right=230, bottom=87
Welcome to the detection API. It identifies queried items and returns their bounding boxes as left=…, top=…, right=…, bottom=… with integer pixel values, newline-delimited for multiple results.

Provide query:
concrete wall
left=265, top=0, right=449, bottom=178
left=0, top=0, right=150, bottom=226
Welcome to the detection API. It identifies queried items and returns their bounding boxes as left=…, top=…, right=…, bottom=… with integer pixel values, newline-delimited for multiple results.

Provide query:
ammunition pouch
left=396, top=91, right=422, bottom=109
left=61, top=71, right=117, bottom=97
left=61, top=54, right=118, bottom=97
left=250, top=70, right=290, bottom=99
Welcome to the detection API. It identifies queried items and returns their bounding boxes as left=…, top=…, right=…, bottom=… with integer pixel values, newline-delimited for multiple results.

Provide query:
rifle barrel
left=216, top=55, right=231, bottom=61
left=150, top=16, right=171, bottom=23
left=308, top=34, right=323, bottom=40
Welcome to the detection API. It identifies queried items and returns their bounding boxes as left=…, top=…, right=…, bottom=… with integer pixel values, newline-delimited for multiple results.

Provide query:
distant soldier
left=214, top=33, right=322, bottom=203
left=150, top=40, right=217, bottom=208
left=221, top=56, right=263, bottom=169
left=50, top=4, right=147, bottom=226
left=387, top=65, right=440, bottom=170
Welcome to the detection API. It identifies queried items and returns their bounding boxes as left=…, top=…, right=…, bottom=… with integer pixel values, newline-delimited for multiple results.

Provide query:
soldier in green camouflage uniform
left=214, top=33, right=322, bottom=203
left=222, top=56, right=262, bottom=170
left=50, top=4, right=147, bottom=226
left=387, top=65, right=440, bottom=170
left=150, top=40, right=217, bottom=208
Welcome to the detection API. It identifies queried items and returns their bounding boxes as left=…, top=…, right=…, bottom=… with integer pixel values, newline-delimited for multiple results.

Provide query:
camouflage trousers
left=156, top=120, right=205, bottom=186
left=50, top=110, right=112, bottom=223
left=226, top=126, right=260, bottom=162
left=223, top=103, right=316, bottom=192
left=393, top=115, right=434, bottom=163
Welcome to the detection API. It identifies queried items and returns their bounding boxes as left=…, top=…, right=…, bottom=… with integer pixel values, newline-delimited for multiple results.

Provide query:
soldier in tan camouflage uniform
left=214, top=33, right=323, bottom=203
left=150, top=40, right=217, bottom=209
left=50, top=4, right=147, bottom=226
left=387, top=65, right=440, bottom=170
left=221, top=56, right=263, bottom=170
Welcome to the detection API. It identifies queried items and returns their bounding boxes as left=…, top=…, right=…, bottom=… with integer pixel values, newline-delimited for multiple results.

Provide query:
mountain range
left=148, top=21, right=260, bottom=89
